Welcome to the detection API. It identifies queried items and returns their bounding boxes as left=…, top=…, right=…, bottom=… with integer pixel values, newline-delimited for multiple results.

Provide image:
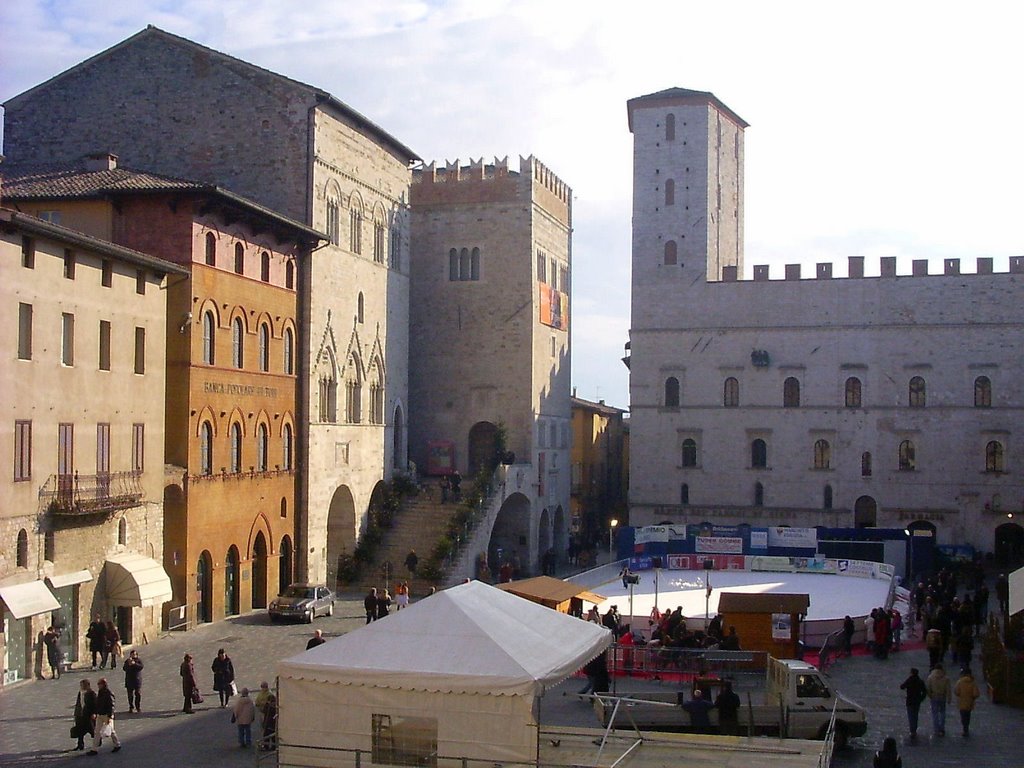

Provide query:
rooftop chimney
left=83, top=152, right=118, bottom=172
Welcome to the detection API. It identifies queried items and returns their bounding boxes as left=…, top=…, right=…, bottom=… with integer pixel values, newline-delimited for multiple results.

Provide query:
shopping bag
left=230, top=681, right=238, bottom=696
left=101, top=722, right=114, bottom=738
left=191, top=687, right=204, bottom=704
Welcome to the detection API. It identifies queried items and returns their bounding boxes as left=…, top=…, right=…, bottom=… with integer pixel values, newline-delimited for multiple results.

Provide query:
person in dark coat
left=43, top=626, right=61, bottom=679
left=714, top=681, right=741, bottom=735
left=104, top=620, right=121, bottom=670
left=261, top=694, right=278, bottom=751
left=306, top=629, right=326, bottom=650
left=375, top=589, right=392, bottom=619
left=211, top=648, right=235, bottom=707
left=680, top=689, right=715, bottom=733
left=122, top=650, right=144, bottom=712
left=88, top=677, right=121, bottom=754
left=364, top=587, right=378, bottom=623
left=404, top=549, right=418, bottom=575
left=899, top=667, right=927, bottom=740
left=842, top=615, right=856, bottom=657
left=72, top=679, right=97, bottom=750
left=180, top=653, right=198, bottom=714
left=86, top=615, right=106, bottom=670
left=873, top=736, right=902, bottom=768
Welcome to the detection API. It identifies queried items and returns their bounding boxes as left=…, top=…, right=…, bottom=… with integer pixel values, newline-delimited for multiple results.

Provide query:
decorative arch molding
left=246, top=512, right=275, bottom=559
left=227, top=407, right=248, bottom=437
left=278, top=411, right=296, bottom=436
left=228, top=306, right=251, bottom=333
left=313, top=310, right=339, bottom=377
left=341, top=327, right=366, bottom=382
left=194, top=406, right=218, bottom=437
left=348, top=189, right=366, bottom=214
left=195, top=298, right=222, bottom=327
left=324, top=177, right=343, bottom=202
left=366, top=331, right=386, bottom=378
left=372, top=200, right=388, bottom=223
left=253, top=408, right=273, bottom=431
left=253, top=310, right=276, bottom=337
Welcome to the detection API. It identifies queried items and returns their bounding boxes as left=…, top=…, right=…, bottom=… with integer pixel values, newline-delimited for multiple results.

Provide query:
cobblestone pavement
left=2, top=593, right=1022, bottom=767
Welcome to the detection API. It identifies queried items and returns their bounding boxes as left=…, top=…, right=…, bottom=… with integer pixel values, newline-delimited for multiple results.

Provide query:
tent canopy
left=496, top=575, right=605, bottom=607
left=279, top=580, right=611, bottom=697
left=0, top=580, right=60, bottom=619
left=102, top=552, right=172, bottom=607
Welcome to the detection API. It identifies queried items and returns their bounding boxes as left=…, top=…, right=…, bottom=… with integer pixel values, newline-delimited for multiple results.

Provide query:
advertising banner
left=749, top=556, right=793, bottom=573
left=695, top=536, right=744, bottom=554
left=539, top=284, right=569, bottom=331
left=634, top=525, right=686, bottom=545
left=665, top=553, right=745, bottom=570
left=749, top=528, right=769, bottom=550
left=793, top=557, right=838, bottom=574
left=767, top=526, right=818, bottom=549
left=836, top=559, right=876, bottom=578
left=772, top=613, right=792, bottom=640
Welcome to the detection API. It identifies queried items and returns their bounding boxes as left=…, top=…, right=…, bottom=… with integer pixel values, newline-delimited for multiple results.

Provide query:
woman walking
left=180, top=653, right=198, bottom=714
left=211, top=648, right=236, bottom=707
left=43, top=626, right=61, bottom=679
left=72, top=679, right=96, bottom=751
left=105, top=620, right=121, bottom=670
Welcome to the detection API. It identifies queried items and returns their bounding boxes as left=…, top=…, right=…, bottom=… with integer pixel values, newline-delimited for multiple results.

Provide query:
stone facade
left=627, top=88, right=1024, bottom=561
left=570, top=395, right=628, bottom=552
left=0, top=208, right=183, bottom=686
left=409, top=157, right=573, bottom=574
left=2, top=27, right=417, bottom=586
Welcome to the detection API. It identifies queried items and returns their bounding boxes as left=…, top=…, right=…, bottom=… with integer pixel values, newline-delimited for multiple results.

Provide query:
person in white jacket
left=926, top=663, right=952, bottom=737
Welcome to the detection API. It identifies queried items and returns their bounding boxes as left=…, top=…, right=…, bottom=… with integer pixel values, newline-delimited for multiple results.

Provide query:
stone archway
left=995, top=522, right=1024, bottom=569
left=327, top=486, right=356, bottom=590
left=251, top=531, right=268, bottom=608
left=489, top=492, right=531, bottom=578
left=468, top=421, right=498, bottom=476
left=854, top=496, right=877, bottom=528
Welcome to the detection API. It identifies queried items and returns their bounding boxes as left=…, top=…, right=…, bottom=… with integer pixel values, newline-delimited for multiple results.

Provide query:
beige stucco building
left=0, top=206, right=185, bottom=686
left=409, top=157, right=573, bottom=575
left=626, top=88, right=1024, bottom=565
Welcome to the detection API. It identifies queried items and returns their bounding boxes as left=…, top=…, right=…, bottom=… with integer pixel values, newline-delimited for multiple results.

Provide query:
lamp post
left=609, top=518, right=619, bottom=558
left=703, top=559, right=713, bottom=631
left=904, top=528, right=914, bottom=584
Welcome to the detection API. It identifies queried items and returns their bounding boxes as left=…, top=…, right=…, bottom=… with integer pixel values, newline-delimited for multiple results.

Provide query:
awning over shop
left=0, top=580, right=61, bottom=619
left=103, top=553, right=172, bottom=607
left=47, top=569, right=93, bottom=589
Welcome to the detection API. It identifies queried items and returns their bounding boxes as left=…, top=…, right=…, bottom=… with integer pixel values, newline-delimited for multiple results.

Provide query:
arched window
left=861, top=451, right=872, bottom=477
left=232, top=318, right=244, bottom=368
left=813, top=439, right=831, bottom=469
left=471, top=247, right=481, bottom=280
left=346, top=354, right=362, bottom=423
left=257, top=424, right=268, bottom=472
left=680, top=483, right=689, bottom=505
left=754, top=482, right=765, bottom=506
left=845, top=377, right=862, bottom=408
left=665, top=179, right=675, bottom=206
left=751, top=439, right=768, bottom=468
left=664, top=240, right=677, bottom=265
left=459, top=248, right=471, bottom=281
left=357, top=292, right=364, bottom=324
left=449, top=248, right=459, bottom=281
left=824, top=485, right=833, bottom=510
left=681, top=438, right=697, bottom=467
left=723, top=377, right=739, bottom=407
left=283, top=328, right=294, bottom=375
left=986, top=441, right=1004, bottom=472
left=975, top=376, right=992, bottom=408
left=260, top=251, right=270, bottom=282
left=280, top=497, right=288, bottom=518
left=202, top=311, right=216, bottom=365
left=326, top=198, right=340, bottom=245
left=909, top=376, right=926, bottom=407
left=205, top=232, right=216, bottom=266
left=369, top=360, right=384, bottom=425
left=16, top=528, right=28, bottom=567
left=898, top=439, right=916, bottom=471
left=282, top=424, right=293, bottom=470
left=285, top=260, right=295, bottom=290
left=664, top=376, right=680, bottom=407
left=258, top=324, right=269, bottom=372
left=234, top=242, right=244, bottom=275
left=665, top=113, right=675, bottom=141
left=118, top=517, right=127, bottom=545
left=200, top=422, right=213, bottom=475
left=783, top=377, right=801, bottom=407
left=230, top=423, right=242, bottom=473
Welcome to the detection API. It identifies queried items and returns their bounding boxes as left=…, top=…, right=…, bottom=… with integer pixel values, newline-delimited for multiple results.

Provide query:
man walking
left=88, top=678, right=121, bottom=755
left=364, top=587, right=378, bottom=623
left=926, top=663, right=952, bottom=737
left=899, top=667, right=927, bottom=740
left=231, top=687, right=257, bottom=749
left=122, top=650, right=144, bottom=712
left=86, top=615, right=106, bottom=670
left=954, top=667, right=981, bottom=737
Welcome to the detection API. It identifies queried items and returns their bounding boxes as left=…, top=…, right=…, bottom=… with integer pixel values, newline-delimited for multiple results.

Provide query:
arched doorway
left=393, top=404, right=405, bottom=470
left=251, top=531, right=268, bottom=609
left=854, top=496, right=877, bottom=528
left=553, top=505, right=566, bottom=567
left=196, top=551, right=213, bottom=624
left=468, top=421, right=498, bottom=476
left=995, top=522, right=1024, bottom=569
left=225, top=545, right=240, bottom=616
left=327, top=486, right=356, bottom=590
left=489, top=492, right=531, bottom=577
left=279, top=535, right=293, bottom=592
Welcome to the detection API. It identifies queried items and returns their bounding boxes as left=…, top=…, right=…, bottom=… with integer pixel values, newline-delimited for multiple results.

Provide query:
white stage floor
left=590, top=569, right=891, bottom=624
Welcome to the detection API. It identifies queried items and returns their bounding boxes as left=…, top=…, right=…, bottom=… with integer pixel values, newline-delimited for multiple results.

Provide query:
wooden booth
left=716, top=592, right=809, bottom=659
left=496, top=576, right=605, bottom=616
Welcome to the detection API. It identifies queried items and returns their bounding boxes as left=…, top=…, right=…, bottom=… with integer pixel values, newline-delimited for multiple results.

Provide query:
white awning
left=103, top=553, right=172, bottom=607
left=0, top=580, right=61, bottom=619
left=47, top=570, right=94, bottom=589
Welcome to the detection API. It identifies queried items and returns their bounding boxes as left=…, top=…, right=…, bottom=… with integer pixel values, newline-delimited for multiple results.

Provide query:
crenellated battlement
left=719, top=255, right=1024, bottom=282
left=411, top=155, right=571, bottom=225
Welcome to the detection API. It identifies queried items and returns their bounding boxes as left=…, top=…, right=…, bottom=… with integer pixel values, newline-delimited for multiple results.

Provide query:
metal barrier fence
left=605, top=645, right=768, bottom=693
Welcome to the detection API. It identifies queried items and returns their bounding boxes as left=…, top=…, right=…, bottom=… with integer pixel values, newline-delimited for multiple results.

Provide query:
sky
left=2, top=1, right=1022, bottom=410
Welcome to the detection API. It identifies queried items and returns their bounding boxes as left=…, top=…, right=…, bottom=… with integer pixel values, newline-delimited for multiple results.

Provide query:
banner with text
left=766, top=526, right=818, bottom=549
left=695, top=536, right=744, bottom=554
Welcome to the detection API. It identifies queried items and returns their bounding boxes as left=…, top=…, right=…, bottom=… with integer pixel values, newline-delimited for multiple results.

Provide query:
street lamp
left=609, top=518, right=619, bottom=557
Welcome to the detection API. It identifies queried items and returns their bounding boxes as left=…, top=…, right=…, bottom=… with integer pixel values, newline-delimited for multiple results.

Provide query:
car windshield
left=282, top=586, right=315, bottom=599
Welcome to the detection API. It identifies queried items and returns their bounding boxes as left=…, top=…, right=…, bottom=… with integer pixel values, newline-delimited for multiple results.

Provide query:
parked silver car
left=269, top=583, right=334, bottom=623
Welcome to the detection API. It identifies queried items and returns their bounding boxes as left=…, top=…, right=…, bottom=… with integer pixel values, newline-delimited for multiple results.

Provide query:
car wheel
left=327, top=602, right=334, bottom=617
left=306, top=609, right=314, bottom=624
left=833, top=723, right=849, bottom=751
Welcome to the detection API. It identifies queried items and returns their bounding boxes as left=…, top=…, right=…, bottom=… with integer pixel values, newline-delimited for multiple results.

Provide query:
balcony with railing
left=40, top=470, right=145, bottom=517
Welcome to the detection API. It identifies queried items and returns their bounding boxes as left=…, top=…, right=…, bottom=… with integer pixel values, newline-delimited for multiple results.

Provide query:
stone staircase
left=350, top=486, right=455, bottom=599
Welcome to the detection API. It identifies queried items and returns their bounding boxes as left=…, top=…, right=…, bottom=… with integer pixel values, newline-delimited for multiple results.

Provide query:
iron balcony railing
left=41, top=470, right=145, bottom=516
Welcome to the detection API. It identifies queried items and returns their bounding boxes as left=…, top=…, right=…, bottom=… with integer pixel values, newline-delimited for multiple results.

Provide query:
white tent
left=277, top=580, right=611, bottom=767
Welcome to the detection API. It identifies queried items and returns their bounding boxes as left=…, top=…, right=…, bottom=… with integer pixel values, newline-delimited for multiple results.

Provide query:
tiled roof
left=2, top=166, right=205, bottom=199
left=627, top=87, right=749, bottom=130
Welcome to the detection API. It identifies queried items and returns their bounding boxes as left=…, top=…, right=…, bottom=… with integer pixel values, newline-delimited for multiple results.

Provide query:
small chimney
left=816, top=263, right=833, bottom=279
left=83, top=152, right=118, bottom=172
left=944, top=259, right=960, bottom=275
left=753, top=264, right=770, bottom=282
left=721, top=265, right=738, bottom=282
left=1010, top=256, right=1024, bottom=274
